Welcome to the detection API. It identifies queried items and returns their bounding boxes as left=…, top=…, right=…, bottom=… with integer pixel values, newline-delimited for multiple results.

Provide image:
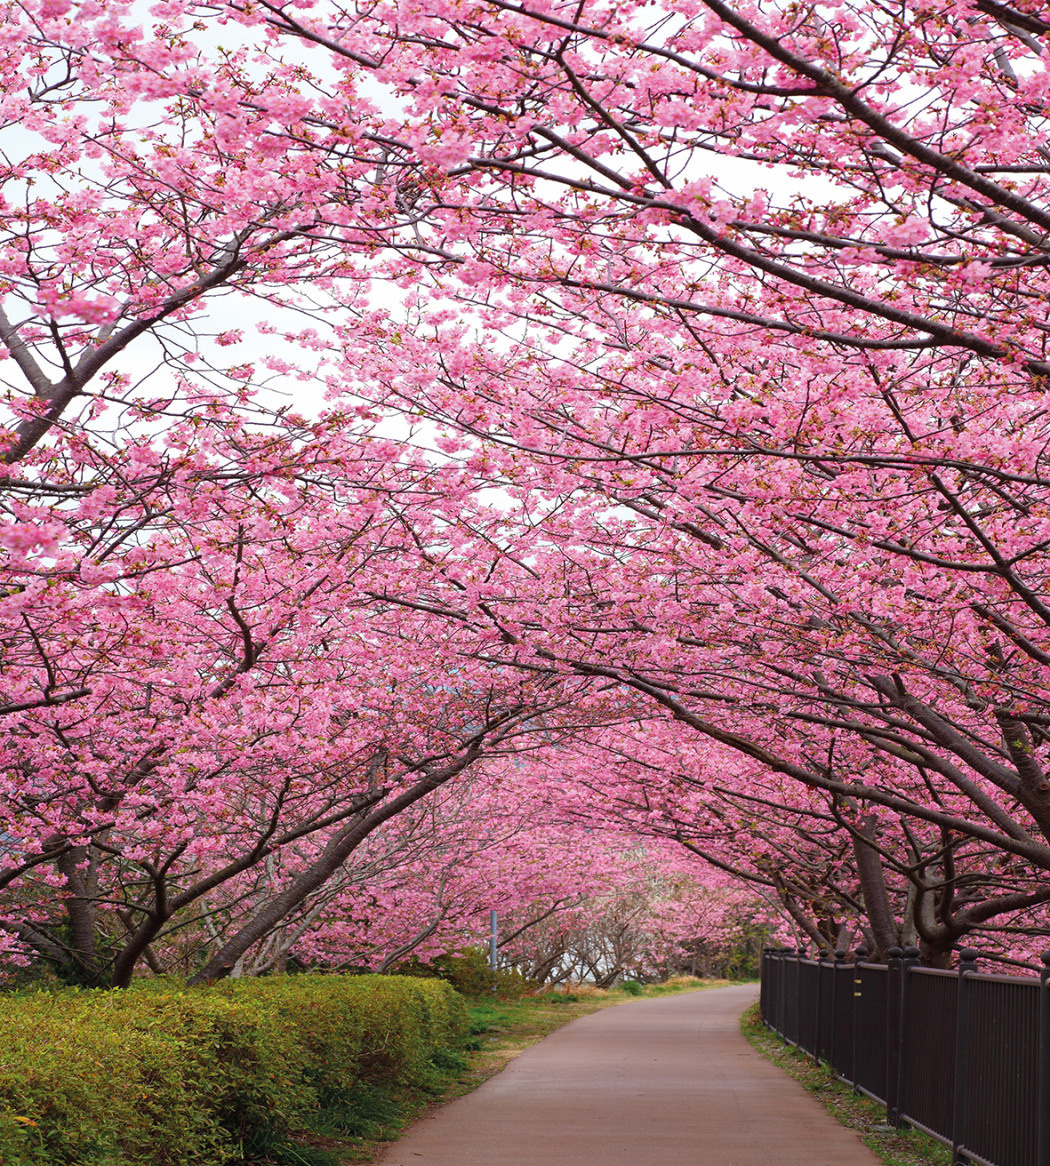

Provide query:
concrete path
left=375, top=984, right=882, bottom=1166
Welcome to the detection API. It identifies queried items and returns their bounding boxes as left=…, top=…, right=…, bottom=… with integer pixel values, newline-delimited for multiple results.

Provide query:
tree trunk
left=851, top=816, right=899, bottom=960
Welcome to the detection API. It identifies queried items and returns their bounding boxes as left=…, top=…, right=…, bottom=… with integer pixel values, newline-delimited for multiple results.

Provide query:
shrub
left=0, top=975, right=467, bottom=1166
left=395, top=947, right=535, bottom=998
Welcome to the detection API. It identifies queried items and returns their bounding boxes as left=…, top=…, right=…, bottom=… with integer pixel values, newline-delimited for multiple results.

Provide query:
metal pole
left=489, top=910, right=498, bottom=994
left=850, top=946, right=867, bottom=1091
left=896, top=946, right=920, bottom=1127
left=831, top=949, right=846, bottom=1075
left=761, top=947, right=770, bottom=1023
left=1038, top=951, right=1050, bottom=1166
left=886, top=946, right=904, bottom=1126
left=952, top=948, right=978, bottom=1165
left=816, top=950, right=828, bottom=1065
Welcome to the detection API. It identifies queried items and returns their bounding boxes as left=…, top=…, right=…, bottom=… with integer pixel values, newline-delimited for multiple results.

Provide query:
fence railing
left=760, top=947, right=1050, bottom=1166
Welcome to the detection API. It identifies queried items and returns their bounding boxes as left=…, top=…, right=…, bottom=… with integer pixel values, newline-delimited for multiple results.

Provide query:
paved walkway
left=375, top=984, right=882, bottom=1166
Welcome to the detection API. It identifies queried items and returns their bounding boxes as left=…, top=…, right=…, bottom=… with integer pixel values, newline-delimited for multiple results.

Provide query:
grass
left=739, top=1003, right=953, bottom=1166
left=258, top=976, right=724, bottom=1166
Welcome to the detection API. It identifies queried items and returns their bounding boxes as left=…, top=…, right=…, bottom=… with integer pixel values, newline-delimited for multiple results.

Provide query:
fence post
left=1038, top=951, right=1050, bottom=1166
left=887, top=945, right=918, bottom=1126
left=832, top=949, right=847, bottom=1076
left=852, top=946, right=868, bottom=1092
left=952, top=948, right=978, bottom=1165
left=770, top=946, right=778, bottom=1025
left=768, top=947, right=786, bottom=1032
left=779, top=948, right=792, bottom=1034
left=899, top=947, right=920, bottom=1125
left=760, top=947, right=770, bottom=1024
left=886, top=947, right=904, bottom=1125
left=815, top=949, right=829, bottom=1064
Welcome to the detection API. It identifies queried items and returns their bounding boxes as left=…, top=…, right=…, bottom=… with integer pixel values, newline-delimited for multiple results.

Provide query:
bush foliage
left=0, top=974, right=467, bottom=1166
left=395, top=946, right=535, bottom=998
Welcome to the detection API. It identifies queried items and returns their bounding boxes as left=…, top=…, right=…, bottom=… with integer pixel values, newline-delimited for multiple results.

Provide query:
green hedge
left=395, top=946, right=535, bottom=998
left=0, top=974, right=467, bottom=1166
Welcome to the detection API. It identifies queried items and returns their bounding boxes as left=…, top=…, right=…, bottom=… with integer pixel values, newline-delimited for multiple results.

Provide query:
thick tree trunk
left=56, top=845, right=101, bottom=982
left=851, top=816, right=899, bottom=961
left=996, top=712, right=1050, bottom=844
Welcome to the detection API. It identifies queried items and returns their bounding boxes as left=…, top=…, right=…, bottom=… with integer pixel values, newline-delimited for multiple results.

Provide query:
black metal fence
left=760, top=947, right=1050, bottom=1166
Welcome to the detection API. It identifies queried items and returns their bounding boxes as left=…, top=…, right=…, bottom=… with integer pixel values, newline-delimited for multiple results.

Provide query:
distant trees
left=498, top=876, right=773, bottom=986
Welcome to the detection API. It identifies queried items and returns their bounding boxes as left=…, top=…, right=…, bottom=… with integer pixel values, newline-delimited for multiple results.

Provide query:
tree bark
left=851, top=815, right=899, bottom=961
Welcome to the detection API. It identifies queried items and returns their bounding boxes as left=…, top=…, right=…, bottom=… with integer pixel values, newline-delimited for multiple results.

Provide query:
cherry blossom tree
left=263, top=0, right=1050, bottom=965
left=10, top=0, right=1050, bottom=977
left=0, top=401, right=615, bottom=986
